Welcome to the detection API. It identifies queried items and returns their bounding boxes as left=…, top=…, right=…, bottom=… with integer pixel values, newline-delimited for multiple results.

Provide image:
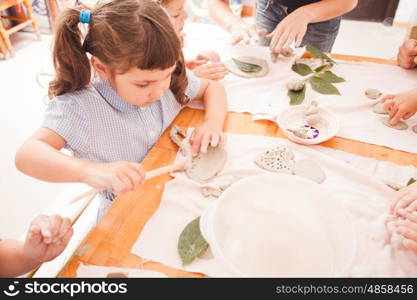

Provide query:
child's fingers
left=57, top=217, right=72, bottom=242
left=219, top=133, right=227, bottom=147
left=126, top=165, right=145, bottom=188
left=397, top=226, right=417, bottom=241
left=398, top=209, right=417, bottom=223
left=33, top=215, right=53, bottom=244
left=59, top=226, right=74, bottom=247
left=402, top=238, right=417, bottom=254
left=390, top=109, right=403, bottom=125
left=408, top=200, right=417, bottom=211
left=210, top=134, right=220, bottom=148
left=273, top=31, right=290, bottom=54
left=26, top=224, right=42, bottom=247
left=402, top=111, right=415, bottom=120
left=200, top=134, right=212, bottom=154
left=48, top=215, right=63, bottom=243
left=190, top=130, right=203, bottom=156
left=393, top=194, right=414, bottom=215
left=113, top=176, right=132, bottom=195
left=257, top=28, right=268, bottom=37
left=380, top=94, right=395, bottom=103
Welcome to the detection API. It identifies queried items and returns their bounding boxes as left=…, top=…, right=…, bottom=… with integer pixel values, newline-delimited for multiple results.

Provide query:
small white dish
left=277, top=105, right=340, bottom=145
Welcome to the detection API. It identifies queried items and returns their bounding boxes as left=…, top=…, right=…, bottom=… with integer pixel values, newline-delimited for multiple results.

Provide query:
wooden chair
left=0, top=0, right=41, bottom=57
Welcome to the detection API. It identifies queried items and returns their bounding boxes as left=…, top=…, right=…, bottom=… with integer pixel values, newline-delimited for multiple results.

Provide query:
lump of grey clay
left=186, top=146, right=227, bottom=183
left=413, top=125, right=417, bottom=134
left=293, top=159, right=326, bottom=184
left=306, top=114, right=322, bottom=126
left=365, top=89, right=382, bottom=99
left=372, top=102, right=388, bottom=115
left=287, top=127, right=309, bottom=139
left=286, top=78, right=305, bottom=92
left=380, top=117, right=408, bottom=130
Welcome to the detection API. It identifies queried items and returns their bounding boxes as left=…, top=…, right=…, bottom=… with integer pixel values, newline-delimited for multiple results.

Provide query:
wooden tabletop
left=58, top=54, right=416, bottom=278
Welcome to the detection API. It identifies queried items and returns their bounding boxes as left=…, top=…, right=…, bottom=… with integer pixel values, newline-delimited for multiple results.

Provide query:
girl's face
left=113, top=65, right=177, bottom=107
left=163, top=0, right=188, bottom=33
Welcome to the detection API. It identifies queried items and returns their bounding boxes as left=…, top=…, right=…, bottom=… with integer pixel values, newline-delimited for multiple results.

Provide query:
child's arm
left=15, top=128, right=145, bottom=195
left=380, top=88, right=417, bottom=125
left=396, top=209, right=417, bottom=256
left=0, top=215, right=73, bottom=277
left=189, top=79, right=227, bottom=156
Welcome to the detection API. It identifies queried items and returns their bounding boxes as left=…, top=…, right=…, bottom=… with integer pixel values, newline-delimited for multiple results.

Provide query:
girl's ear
left=91, top=56, right=111, bottom=80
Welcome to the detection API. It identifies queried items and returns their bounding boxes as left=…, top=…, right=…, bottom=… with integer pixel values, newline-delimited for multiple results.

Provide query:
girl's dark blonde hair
left=49, top=0, right=188, bottom=104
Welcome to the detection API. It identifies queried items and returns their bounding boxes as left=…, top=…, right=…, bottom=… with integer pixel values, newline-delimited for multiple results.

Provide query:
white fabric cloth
left=131, top=133, right=417, bottom=277
left=76, top=263, right=166, bottom=278
left=183, top=23, right=417, bottom=154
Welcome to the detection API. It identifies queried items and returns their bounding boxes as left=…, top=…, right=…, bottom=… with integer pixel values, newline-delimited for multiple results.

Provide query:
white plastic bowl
left=200, top=173, right=357, bottom=277
left=277, top=105, right=340, bottom=145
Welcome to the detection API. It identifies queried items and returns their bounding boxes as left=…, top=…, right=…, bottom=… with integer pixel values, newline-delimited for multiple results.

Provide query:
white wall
left=395, top=0, right=417, bottom=24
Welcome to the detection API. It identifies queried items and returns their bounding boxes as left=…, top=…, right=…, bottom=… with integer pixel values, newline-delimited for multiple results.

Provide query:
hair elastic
left=79, top=10, right=91, bottom=24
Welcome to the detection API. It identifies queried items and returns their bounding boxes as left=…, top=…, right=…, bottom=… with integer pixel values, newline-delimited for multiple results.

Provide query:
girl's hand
left=390, top=182, right=417, bottom=215
left=82, top=161, right=145, bottom=195
left=267, top=9, right=311, bottom=54
left=23, top=215, right=73, bottom=263
left=396, top=209, right=417, bottom=255
left=190, top=122, right=225, bottom=156
left=380, top=89, right=417, bottom=125
left=229, top=21, right=267, bottom=45
left=192, top=63, right=229, bottom=81
left=397, top=39, right=417, bottom=69
left=196, top=51, right=221, bottom=63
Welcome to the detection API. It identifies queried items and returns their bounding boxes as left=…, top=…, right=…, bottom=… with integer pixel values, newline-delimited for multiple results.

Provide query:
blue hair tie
left=79, top=10, right=91, bottom=24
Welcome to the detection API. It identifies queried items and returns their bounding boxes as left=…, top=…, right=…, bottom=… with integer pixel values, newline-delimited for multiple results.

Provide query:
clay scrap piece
left=380, top=117, right=408, bottom=130
left=306, top=114, right=322, bottom=126
left=293, top=159, right=326, bottom=184
left=305, top=100, right=319, bottom=116
left=365, top=88, right=382, bottom=100
left=412, top=125, right=417, bottom=134
left=287, top=126, right=320, bottom=140
left=254, top=145, right=295, bottom=174
left=201, top=175, right=242, bottom=198
left=186, top=146, right=228, bottom=183
left=225, top=56, right=269, bottom=78
left=372, top=102, right=388, bottom=115
left=107, top=272, right=128, bottom=278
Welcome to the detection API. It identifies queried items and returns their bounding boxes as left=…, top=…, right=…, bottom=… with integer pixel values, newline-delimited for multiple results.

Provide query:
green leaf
left=407, top=178, right=416, bottom=186
left=317, top=71, right=345, bottom=83
left=309, top=76, right=341, bottom=95
left=232, top=58, right=262, bottom=73
left=178, top=217, right=209, bottom=265
left=306, top=45, right=336, bottom=64
left=292, top=63, right=313, bottom=76
left=288, top=85, right=306, bottom=105
left=314, top=65, right=328, bottom=73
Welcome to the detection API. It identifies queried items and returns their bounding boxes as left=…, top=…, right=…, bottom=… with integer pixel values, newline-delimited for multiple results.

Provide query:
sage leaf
left=306, top=45, right=336, bottom=64
left=232, top=58, right=262, bottom=73
left=288, top=85, right=306, bottom=105
left=407, top=178, right=416, bottom=186
left=178, top=216, right=209, bottom=265
left=318, top=71, right=345, bottom=83
left=314, top=65, right=328, bottom=73
left=292, top=63, right=313, bottom=76
left=310, top=76, right=340, bottom=95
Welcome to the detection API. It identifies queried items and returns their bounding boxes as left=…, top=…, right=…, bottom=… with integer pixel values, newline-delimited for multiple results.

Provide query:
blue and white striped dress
left=42, top=70, right=201, bottom=217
